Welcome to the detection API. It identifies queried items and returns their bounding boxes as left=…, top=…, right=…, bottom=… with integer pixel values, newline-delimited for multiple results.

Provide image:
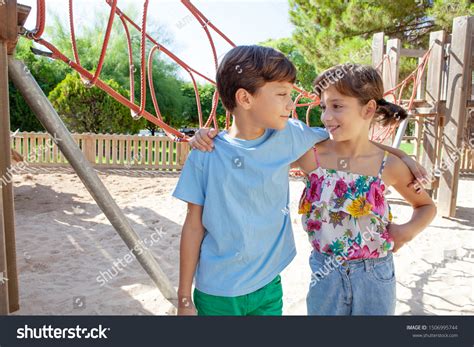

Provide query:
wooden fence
left=11, top=132, right=191, bottom=170
left=11, top=130, right=473, bottom=173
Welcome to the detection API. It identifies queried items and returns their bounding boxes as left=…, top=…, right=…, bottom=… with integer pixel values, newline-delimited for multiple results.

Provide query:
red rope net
left=24, top=0, right=319, bottom=142
left=24, top=1, right=432, bottom=149
left=370, top=45, right=434, bottom=143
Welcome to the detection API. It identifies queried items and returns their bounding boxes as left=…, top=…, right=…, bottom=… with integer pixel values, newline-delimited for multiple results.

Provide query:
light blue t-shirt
left=172, top=119, right=329, bottom=296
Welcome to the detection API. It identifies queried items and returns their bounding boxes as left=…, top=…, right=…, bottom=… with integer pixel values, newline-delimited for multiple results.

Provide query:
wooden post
left=83, top=134, right=96, bottom=165
left=0, top=185, right=9, bottom=315
left=381, top=38, right=401, bottom=146
left=383, top=38, right=401, bottom=93
left=421, top=30, right=447, bottom=192
left=414, top=57, right=427, bottom=160
left=416, top=57, right=427, bottom=101
left=372, top=32, right=384, bottom=74
left=438, top=16, right=474, bottom=217
left=0, top=0, right=19, bottom=313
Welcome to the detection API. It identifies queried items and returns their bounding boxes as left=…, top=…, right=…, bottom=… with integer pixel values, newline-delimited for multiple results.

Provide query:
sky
left=21, top=0, right=295, bottom=82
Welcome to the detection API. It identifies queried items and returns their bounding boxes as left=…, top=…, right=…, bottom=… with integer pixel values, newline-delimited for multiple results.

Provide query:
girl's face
left=319, top=86, right=374, bottom=141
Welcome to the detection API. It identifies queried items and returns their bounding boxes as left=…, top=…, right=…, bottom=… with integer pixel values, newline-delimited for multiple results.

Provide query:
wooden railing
left=11, top=132, right=191, bottom=170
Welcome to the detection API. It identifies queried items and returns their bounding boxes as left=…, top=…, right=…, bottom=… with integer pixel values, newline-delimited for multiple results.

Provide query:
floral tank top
left=298, top=147, right=394, bottom=260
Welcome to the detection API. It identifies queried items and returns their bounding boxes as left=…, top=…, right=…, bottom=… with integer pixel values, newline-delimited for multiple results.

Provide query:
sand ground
left=7, top=166, right=474, bottom=315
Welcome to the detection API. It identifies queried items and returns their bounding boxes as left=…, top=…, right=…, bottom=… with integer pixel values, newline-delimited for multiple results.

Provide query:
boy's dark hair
left=216, top=45, right=296, bottom=111
left=313, top=64, right=408, bottom=126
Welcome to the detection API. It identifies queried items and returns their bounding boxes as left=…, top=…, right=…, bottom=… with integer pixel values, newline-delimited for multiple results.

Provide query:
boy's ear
left=235, top=88, right=252, bottom=110
left=363, top=99, right=377, bottom=120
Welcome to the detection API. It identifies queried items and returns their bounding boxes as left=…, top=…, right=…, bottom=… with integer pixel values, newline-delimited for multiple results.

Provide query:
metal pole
left=392, top=118, right=409, bottom=149
left=8, top=57, right=177, bottom=305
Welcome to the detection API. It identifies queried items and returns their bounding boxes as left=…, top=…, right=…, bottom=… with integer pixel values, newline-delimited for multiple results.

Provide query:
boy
left=172, top=45, right=329, bottom=315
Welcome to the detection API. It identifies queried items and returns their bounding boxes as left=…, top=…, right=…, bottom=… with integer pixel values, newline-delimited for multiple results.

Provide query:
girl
left=296, top=64, right=437, bottom=315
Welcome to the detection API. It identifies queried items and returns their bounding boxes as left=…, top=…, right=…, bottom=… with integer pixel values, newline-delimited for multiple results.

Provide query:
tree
left=181, top=83, right=227, bottom=128
left=260, top=38, right=323, bottom=127
left=49, top=73, right=146, bottom=134
left=46, top=7, right=190, bottom=132
left=289, top=0, right=473, bottom=72
left=428, top=0, right=474, bottom=32
left=260, top=37, right=317, bottom=91
left=9, top=38, right=69, bottom=131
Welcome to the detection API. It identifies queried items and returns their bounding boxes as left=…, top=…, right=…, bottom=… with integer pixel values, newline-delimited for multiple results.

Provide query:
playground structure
left=0, top=0, right=472, bottom=315
left=371, top=17, right=474, bottom=217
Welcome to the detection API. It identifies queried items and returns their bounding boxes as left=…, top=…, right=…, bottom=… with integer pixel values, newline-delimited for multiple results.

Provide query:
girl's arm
left=384, top=154, right=437, bottom=252
left=178, top=202, right=205, bottom=315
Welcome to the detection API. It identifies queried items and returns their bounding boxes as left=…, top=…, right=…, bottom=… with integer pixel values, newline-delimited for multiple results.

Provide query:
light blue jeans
left=306, top=250, right=396, bottom=315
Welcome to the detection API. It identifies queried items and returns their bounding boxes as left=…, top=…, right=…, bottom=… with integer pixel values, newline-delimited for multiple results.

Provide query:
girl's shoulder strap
left=312, top=145, right=321, bottom=168
left=377, top=150, right=390, bottom=179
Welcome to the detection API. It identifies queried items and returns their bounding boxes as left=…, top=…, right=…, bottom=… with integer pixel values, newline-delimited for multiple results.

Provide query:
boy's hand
left=400, top=155, right=429, bottom=194
left=189, top=128, right=218, bottom=152
left=387, top=223, right=410, bottom=253
left=177, top=295, right=197, bottom=316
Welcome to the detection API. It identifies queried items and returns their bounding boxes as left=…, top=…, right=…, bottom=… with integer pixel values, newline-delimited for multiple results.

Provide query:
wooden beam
left=7, top=4, right=31, bottom=55
left=416, top=57, right=427, bottom=101
left=372, top=32, right=384, bottom=73
left=1, top=39, right=19, bottom=314
left=383, top=38, right=401, bottom=93
left=0, top=0, right=20, bottom=313
left=438, top=16, right=474, bottom=217
left=400, top=48, right=427, bottom=58
left=0, top=0, right=17, bottom=43
left=470, top=33, right=474, bottom=100
left=421, top=30, right=447, bottom=192
left=0, top=184, right=9, bottom=315
left=382, top=38, right=400, bottom=146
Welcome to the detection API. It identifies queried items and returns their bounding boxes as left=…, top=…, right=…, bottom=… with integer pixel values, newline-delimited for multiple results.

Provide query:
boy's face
left=247, top=81, right=295, bottom=130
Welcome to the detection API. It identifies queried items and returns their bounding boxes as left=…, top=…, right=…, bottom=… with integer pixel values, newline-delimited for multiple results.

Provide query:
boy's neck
left=227, top=112, right=266, bottom=140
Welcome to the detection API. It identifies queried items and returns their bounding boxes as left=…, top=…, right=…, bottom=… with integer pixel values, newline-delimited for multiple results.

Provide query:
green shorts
left=193, top=275, right=283, bottom=316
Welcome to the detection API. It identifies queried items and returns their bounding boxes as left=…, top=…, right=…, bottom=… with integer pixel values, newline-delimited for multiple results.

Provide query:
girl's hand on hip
left=388, top=223, right=410, bottom=253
